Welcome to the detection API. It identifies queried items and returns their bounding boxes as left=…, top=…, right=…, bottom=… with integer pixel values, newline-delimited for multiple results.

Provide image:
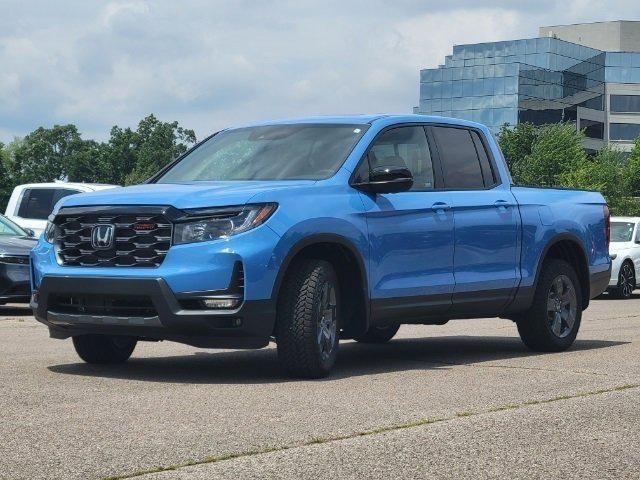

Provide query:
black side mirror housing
left=352, top=166, right=414, bottom=194
left=25, top=228, right=35, bottom=237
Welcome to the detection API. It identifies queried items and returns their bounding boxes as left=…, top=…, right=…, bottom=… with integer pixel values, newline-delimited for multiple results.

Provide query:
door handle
left=431, top=202, right=451, bottom=212
left=494, top=200, right=512, bottom=209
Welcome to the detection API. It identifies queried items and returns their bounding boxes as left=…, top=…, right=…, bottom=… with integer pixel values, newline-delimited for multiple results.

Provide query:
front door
left=356, top=125, right=455, bottom=324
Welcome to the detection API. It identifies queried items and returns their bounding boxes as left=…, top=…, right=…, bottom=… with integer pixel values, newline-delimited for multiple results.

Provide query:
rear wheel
left=72, top=335, right=137, bottom=364
left=355, top=325, right=400, bottom=344
left=611, top=261, right=635, bottom=299
left=276, top=259, right=340, bottom=378
left=517, top=259, right=582, bottom=352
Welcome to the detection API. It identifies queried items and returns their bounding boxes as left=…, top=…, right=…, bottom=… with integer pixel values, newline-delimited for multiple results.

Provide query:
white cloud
left=0, top=0, right=639, bottom=142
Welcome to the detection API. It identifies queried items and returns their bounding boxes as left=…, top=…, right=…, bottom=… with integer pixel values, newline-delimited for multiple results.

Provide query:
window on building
left=581, top=119, right=605, bottom=140
left=610, top=123, right=640, bottom=141
left=610, top=95, right=640, bottom=113
left=432, top=126, right=485, bottom=190
left=579, top=95, right=604, bottom=111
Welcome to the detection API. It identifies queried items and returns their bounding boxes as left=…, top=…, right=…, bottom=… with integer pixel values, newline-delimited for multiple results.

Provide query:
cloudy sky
left=1, top=0, right=640, bottom=142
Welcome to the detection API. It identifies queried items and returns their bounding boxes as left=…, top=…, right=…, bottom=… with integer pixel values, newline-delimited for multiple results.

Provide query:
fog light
left=201, top=297, right=241, bottom=309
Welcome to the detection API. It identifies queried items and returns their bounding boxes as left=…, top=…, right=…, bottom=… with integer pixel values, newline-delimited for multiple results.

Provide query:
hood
left=0, top=235, right=38, bottom=256
left=58, top=180, right=315, bottom=210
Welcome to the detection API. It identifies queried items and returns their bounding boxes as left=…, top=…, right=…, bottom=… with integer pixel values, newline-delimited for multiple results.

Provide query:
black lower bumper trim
left=589, top=267, right=611, bottom=299
left=33, top=276, right=276, bottom=349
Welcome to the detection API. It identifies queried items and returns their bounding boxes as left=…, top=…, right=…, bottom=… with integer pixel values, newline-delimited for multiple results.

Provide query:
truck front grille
left=54, top=208, right=173, bottom=268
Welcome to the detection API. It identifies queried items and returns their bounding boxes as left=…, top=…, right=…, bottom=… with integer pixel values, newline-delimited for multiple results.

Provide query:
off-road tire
left=354, top=325, right=400, bottom=344
left=276, top=259, right=340, bottom=378
left=72, top=335, right=137, bottom=364
left=517, top=259, right=582, bottom=352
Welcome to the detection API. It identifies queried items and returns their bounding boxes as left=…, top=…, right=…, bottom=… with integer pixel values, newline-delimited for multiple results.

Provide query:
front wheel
left=517, top=259, right=582, bottom=352
left=72, top=335, right=137, bottom=364
left=276, top=259, right=340, bottom=378
left=611, top=261, right=635, bottom=299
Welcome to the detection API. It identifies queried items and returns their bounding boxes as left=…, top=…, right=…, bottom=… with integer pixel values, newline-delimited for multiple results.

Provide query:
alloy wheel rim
left=620, top=264, right=634, bottom=297
left=317, top=281, right=337, bottom=361
left=546, top=275, right=577, bottom=339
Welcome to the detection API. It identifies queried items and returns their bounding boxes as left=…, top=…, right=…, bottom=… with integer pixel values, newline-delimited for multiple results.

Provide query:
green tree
left=512, top=123, right=587, bottom=186
left=4, top=125, right=88, bottom=184
left=63, top=140, right=111, bottom=184
left=560, top=147, right=638, bottom=215
left=497, top=122, right=539, bottom=173
left=124, top=115, right=196, bottom=185
left=100, top=126, right=139, bottom=185
left=624, top=137, right=640, bottom=198
left=0, top=142, right=12, bottom=210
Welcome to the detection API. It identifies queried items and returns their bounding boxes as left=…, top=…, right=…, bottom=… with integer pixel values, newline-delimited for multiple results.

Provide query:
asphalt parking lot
left=1, top=295, right=639, bottom=480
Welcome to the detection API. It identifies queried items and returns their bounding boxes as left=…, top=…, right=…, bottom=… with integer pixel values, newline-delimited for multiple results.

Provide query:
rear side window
left=471, top=131, right=497, bottom=187
left=17, top=188, right=80, bottom=220
left=432, top=126, right=484, bottom=190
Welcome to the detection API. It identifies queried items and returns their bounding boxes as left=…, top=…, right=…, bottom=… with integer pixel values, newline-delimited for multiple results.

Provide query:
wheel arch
left=271, top=234, right=370, bottom=337
left=535, top=233, right=591, bottom=310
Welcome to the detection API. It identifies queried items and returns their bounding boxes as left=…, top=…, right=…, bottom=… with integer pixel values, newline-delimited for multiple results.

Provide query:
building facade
left=415, top=21, right=640, bottom=152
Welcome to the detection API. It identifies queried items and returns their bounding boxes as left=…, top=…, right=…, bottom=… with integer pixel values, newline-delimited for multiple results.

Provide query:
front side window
left=366, top=126, right=435, bottom=191
left=611, top=222, right=635, bottom=242
left=156, top=124, right=369, bottom=182
left=0, top=215, right=26, bottom=236
left=432, top=126, right=484, bottom=189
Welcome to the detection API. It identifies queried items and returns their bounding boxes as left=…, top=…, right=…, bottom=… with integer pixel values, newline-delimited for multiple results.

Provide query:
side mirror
left=353, top=166, right=414, bottom=194
left=25, top=228, right=35, bottom=237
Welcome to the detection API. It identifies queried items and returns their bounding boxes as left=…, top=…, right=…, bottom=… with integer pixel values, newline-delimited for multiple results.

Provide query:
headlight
left=173, top=203, right=277, bottom=245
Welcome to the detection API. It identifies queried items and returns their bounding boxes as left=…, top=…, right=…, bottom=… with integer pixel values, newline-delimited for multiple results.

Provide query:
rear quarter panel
left=510, top=186, right=610, bottom=290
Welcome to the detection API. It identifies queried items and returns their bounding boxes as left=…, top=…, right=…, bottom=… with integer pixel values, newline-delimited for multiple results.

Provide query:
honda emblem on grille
left=91, top=224, right=115, bottom=250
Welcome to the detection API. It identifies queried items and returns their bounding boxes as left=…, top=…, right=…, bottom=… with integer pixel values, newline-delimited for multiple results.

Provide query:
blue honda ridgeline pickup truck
left=31, top=115, right=612, bottom=378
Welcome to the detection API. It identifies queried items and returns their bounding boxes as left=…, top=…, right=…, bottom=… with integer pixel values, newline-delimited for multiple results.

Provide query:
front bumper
left=607, top=253, right=624, bottom=287
left=0, top=263, right=31, bottom=304
left=32, top=276, right=276, bottom=349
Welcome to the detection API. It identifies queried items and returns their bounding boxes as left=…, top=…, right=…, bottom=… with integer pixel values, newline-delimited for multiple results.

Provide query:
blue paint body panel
left=30, top=114, right=611, bottom=340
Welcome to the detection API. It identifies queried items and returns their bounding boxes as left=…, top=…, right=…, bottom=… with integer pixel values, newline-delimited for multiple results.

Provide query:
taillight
left=604, top=204, right=610, bottom=249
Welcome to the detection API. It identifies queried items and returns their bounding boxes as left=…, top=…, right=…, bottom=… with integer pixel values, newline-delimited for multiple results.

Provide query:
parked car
left=30, top=115, right=611, bottom=378
left=5, top=182, right=118, bottom=236
left=0, top=214, right=37, bottom=305
left=608, top=216, right=640, bottom=299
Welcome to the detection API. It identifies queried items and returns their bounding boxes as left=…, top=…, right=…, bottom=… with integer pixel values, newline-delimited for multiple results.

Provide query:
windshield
left=0, top=215, right=27, bottom=236
left=611, top=222, right=635, bottom=242
left=156, top=123, right=369, bottom=182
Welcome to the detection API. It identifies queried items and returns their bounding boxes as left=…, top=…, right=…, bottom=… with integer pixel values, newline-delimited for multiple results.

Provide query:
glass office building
left=415, top=21, right=640, bottom=152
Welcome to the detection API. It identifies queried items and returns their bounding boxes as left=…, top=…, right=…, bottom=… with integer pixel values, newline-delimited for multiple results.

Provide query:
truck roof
left=236, top=114, right=489, bottom=131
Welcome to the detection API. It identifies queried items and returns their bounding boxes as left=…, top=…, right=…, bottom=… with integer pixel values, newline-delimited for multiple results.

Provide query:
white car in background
left=4, top=182, right=118, bottom=236
left=608, top=216, right=640, bottom=299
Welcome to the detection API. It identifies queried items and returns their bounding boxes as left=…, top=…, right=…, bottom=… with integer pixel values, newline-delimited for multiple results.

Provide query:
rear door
left=429, top=125, right=520, bottom=316
left=355, top=125, right=455, bottom=323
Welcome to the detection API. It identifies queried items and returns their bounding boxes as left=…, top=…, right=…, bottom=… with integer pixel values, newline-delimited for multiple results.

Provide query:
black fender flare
left=506, top=232, right=590, bottom=314
left=270, top=233, right=371, bottom=332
